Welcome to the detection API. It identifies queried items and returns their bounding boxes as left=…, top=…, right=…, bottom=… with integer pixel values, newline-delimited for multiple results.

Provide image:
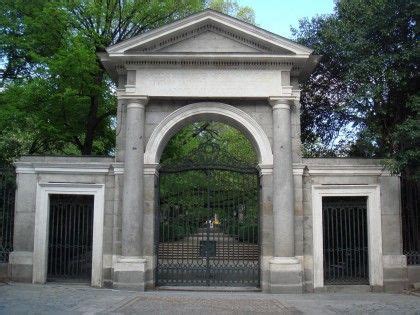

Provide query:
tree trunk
left=81, top=69, right=104, bottom=155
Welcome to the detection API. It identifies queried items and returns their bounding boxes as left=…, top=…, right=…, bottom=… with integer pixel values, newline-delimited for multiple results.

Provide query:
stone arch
left=144, top=102, right=273, bottom=166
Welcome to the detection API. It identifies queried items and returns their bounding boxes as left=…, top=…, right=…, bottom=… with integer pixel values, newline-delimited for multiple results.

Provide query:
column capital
left=119, top=95, right=149, bottom=108
left=257, top=164, right=273, bottom=176
left=268, top=97, right=292, bottom=110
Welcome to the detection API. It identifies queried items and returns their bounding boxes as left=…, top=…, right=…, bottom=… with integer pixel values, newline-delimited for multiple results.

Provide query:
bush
left=227, top=222, right=258, bottom=244
left=238, top=223, right=258, bottom=244
left=159, top=219, right=198, bottom=242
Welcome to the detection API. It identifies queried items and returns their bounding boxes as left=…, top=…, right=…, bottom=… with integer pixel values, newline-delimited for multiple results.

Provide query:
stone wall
left=8, top=155, right=408, bottom=292
left=10, top=156, right=115, bottom=284
left=301, top=158, right=408, bottom=293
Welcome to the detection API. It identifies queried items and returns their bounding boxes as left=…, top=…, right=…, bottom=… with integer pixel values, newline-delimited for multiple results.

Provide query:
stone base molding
left=8, top=251, right=34, bottom=282
left=113, top=256, right=147, bottom=291
left=382, top=255, right=409, bottom=292
left=9, top=251, right=33, bottom=265
left=269, top=257, right=303, bottom=293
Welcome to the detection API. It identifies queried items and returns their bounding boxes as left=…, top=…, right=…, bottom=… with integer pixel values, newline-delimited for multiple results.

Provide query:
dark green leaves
left=294, top=0, right=419, bottom=175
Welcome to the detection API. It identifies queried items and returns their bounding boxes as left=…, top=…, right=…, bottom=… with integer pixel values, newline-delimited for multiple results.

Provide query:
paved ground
left=0, top=283, right=419, bottom=314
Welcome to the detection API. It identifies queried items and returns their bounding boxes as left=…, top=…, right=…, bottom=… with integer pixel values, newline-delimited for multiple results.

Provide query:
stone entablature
left=100, top=9, right=318, bottom=98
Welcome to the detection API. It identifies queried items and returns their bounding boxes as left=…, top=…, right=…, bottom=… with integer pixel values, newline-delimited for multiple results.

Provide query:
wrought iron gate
left=48, top=194, right=94, bottom=281
left=156, top=146, right=260, bottom=287
left=322, top=197, right=369, bottom=285
left=0, top=166, right=15, bottom=263
left=401, top=177, right=420, bottom=265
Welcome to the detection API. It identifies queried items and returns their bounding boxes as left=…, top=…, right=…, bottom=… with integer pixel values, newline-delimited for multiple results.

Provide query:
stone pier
left=114, top=96, right=148, bottom=290
left=269, top=97, right=303, bottom=293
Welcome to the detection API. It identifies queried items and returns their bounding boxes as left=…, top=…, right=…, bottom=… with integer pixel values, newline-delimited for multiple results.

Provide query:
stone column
left=270, top=98, right=294, bottom=257
left=114, top=96, right=148, bottom=290
left=268, top=96, right=303, bottom=293
left=115, top=93, right=126, bottom=162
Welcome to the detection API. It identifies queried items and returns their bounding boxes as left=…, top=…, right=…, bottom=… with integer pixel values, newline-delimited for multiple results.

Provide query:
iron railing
left=47, top=194, right=94, bottom=281
left=401, top=177, right=420, bottom=265
left=322, top=197, right=369, bottom=285
left=0, top=166, right=15, bottom=263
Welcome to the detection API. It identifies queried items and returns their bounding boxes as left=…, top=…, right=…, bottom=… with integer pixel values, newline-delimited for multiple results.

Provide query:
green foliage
left=159, top=219, right=197, bottom=242
left=0, top=0, right=256, bottom=162
left=228, top=223, right=258, bottom=244
left=384, top=95, right=420, bottom=178
left=206, top=0, right=255, bottom=23
left=293, top=0, right=419, bottom=175
left=159, top=122, right=259, bottom=243
left=161, top=121, right=257, bottom=166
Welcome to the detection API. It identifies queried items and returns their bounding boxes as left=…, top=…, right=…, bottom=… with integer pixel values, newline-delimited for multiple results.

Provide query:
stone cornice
left=121, top=59, right=295, bottom=70
left=135, top=23, right=274, bottom=54
left=112, top=163, right=160, bottom=177
left=106, top=10, right=313, bottom=56
left=257, top=164, right=306, bottom=176
left=306, top=165, right=392, bottom=176
left=15, top=161, right=393, bottom=177
left=99, top=10, right=319, bottom=83
left=15, top=162, right=113, bottom=175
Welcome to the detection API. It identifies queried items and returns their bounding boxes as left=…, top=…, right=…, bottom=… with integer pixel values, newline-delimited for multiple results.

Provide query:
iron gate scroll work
left=156, top=143, right=260, bottom=287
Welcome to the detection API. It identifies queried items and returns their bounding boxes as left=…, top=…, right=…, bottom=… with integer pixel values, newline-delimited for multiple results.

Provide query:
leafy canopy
left=159, top=121, right=259, bottom=243
left=293, top=0, right=419, bottom=176
left=0, top=0, right=255, bottom=163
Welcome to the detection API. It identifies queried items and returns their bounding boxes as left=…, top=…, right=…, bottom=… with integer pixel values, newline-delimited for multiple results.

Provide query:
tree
left=0, top=0, right=256, bottom=163
left=159, top=121, right=259, bottom=243
left=161, top=121, right=257, bottom=165
left=0, top=0, right=204, bottom=161
left=293, top=0, right=419, bottom=177
left=207, top=0, right=255, bottom=23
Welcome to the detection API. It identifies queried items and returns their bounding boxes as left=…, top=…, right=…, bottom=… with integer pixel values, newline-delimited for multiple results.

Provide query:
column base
left=269, top=257, right=303, bottom=294
left=113, top=256, right=146, bottom=291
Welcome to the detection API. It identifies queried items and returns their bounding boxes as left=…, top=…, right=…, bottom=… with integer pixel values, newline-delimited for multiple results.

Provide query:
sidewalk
left=0, top=283, right=419, bottom=314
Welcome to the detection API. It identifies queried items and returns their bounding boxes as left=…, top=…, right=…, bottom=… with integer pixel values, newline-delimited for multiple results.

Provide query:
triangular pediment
left=107, top=10, right=313, bottom=56
left=128, top=29, right=270, bottom=54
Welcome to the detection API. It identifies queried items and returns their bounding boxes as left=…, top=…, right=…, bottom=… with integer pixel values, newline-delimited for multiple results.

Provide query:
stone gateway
left=9, top=10, right=408, bottom=293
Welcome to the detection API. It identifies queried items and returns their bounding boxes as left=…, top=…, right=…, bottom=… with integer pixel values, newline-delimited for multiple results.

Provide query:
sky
left=237, top=0, right=335, bottom=38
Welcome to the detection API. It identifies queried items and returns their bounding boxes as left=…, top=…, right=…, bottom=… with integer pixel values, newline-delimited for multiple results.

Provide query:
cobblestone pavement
left=0, top=283, right=419, bottom=314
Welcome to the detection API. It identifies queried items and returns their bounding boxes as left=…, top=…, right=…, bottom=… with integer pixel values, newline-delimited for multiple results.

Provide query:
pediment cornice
left=100, top=10, right=320, bottom=82
left=126, top=23, right=275, bottom=54
left=106, top=10, right=313, bottom=56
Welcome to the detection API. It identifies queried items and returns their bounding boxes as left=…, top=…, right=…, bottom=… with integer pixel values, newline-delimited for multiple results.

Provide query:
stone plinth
left=113, top=257, right=147, bottom=291
left=269, top=257, right=303, bottom=293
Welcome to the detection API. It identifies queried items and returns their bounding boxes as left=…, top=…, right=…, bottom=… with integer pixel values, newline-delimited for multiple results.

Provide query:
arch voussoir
left=144, top=102, right=273, bottom=167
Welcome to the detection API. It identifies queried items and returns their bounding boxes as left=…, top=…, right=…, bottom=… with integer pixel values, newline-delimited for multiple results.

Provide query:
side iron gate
left=322, top=196, right=369, bottom=285
left=48, top=194, right=94, bottom=281
left=0, top=166, right=15, bottom=263
left=156, top=147, right=260, bottom=287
